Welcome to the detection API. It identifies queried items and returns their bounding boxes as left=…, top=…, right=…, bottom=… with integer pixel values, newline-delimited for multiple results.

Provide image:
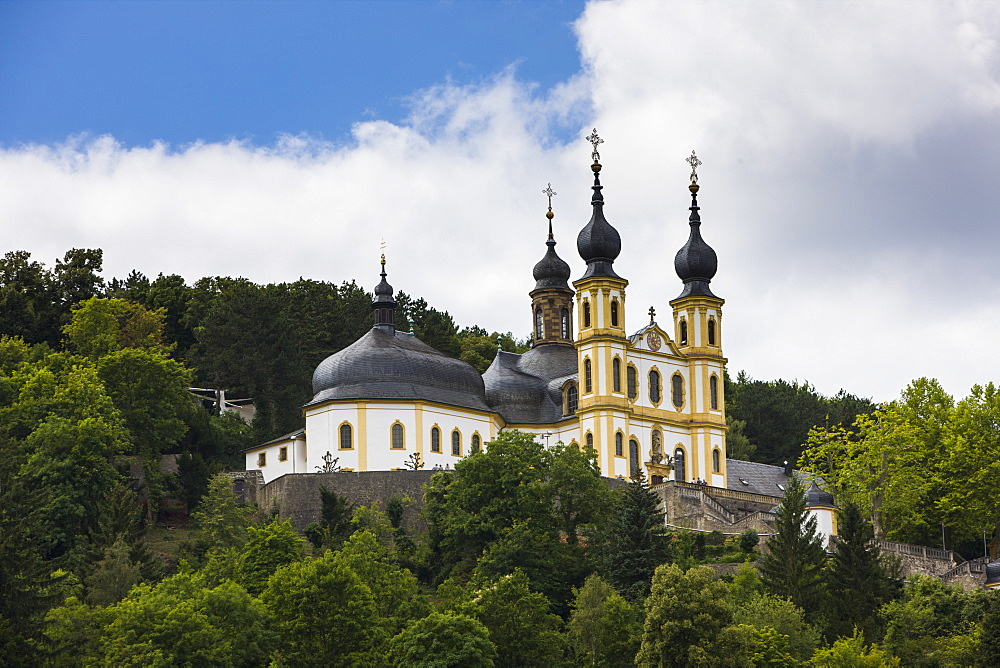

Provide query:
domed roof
left=484, top=346, right=576, bottom=424
left=532, top=239, right=571, bottom=291
left=577, top=162, right=622, bottom=280
left=986, top=560, right=1000, bottom=587
left=805, top=481, right=836, bottom=508
left=674, top=184, right=719, bottom=299
left=310, top=328, right=489, bottom=411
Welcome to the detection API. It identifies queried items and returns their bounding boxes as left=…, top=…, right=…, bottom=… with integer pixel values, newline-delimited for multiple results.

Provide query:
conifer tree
left=759, top=475, right=827, bottom=619
left=601, top=470, right=671, bottom=601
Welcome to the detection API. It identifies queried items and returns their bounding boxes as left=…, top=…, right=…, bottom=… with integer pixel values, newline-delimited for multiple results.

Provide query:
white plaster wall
left=810, top=508, right=836, bottom=544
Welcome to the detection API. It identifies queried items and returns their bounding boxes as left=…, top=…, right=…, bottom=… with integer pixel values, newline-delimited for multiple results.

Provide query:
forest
left=1, top=248, right=998, bottom=666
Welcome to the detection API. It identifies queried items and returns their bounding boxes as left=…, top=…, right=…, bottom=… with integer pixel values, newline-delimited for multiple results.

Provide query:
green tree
left=759, top=475, right=827, bottom=620
left=388, top=611, right=498, bottom=668
left=83, top=538, right=143, bottom=607
left=53, top=248, right=105, bottom=310
left=0, top=250, right=60, bottom=345
left=262, top=551, right=380, bottom=666
left=636, top=564, right=732, bottom=667
left=304, top=486, right=356, bottom=550
left=568, top=573, right=642, bottom=667
left=192, top=473, right=254, bottom=553
left=601, top=470, right=671, bottom=601
left=810, top=630, right=901, bottom=667
left=825, top=500, right=900, bottom=642
left=729, top=592, right=821, bottom=663
left=234, top=518, right=306, bottom=595
left=456, top=326, right=529, bottom=373
left=472, top=569, right=564, bottom=668
left=63, top=297, right=169, bottom=360
left=725, top=416, right=755, bottom=461
left=979, top=592, right=1000, bottom=668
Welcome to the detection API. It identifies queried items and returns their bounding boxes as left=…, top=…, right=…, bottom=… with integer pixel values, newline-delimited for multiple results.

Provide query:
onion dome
left=532, top=184, right=572, bottom=290
left=310, top=328, right=490, bottom=411
left=372, top=254, right=396, bottom=334
left=805, top=481, right=836, bottom=508
left=674, top=151, right=719, bottom=299
left=577, top=129, right=622, bottom=280
left=986, top=560, right=1000, bottom=588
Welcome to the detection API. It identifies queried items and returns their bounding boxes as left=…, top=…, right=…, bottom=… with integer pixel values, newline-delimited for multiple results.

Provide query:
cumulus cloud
left=1, top=0, right=998, bottom=403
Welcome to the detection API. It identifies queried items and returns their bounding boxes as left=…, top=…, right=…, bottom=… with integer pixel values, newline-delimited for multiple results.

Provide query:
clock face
left=646, top=331, right=662, bottom=351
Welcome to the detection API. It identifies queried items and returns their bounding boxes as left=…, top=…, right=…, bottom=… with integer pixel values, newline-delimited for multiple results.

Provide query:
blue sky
left=2, top=1, right=1000, bottom=403
left=2, top=1, right=585, bottom=146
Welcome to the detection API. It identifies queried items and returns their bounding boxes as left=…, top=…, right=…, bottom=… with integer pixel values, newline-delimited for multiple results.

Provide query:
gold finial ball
left=546, top=210, right=554, bottom=219
left=689, top=184, right=700, bottom=193
left=591, top=162, right=602, bottom=173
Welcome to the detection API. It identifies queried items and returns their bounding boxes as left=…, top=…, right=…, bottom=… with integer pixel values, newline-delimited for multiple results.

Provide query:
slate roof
left=309, top=328, right=491, bottom=412
left=726, top=459, right=812, bottom=498
left=484, top=343, right=578, bottom=424
left=987, top=560, right=1000, bottom=587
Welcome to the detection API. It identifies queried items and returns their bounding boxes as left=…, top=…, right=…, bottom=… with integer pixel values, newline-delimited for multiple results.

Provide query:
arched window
left=583, top=301, right=591, bottom=327
left=431, top=427, right=441, bottom=453
left=672, top=374, right=684, bottom=408
left=710, top=375, right=719, bottom=410
left=584, top=358, right=593, bottom=393
left=340, top=423, right=353, bottom=450
left=713, top=448, right=721, bottom=473
left=627, top=365, right=638, bottom=400
left=612, top=357, right=622, bottom=393
left=680, top=319, right=688, bottom=345
left=451, top=430, right=461, bottom=456
left=610, top=300, right=619, bottom=326
left=615, top=432, right=623, bottom=457
left=586, top=432, right=594, bottom=450
left=649, top=370, right=661, bottom=404
left=391, top=423, right=404, bottom=449
left=674, top=447, right=686, bottom=482
left=629, top=439, right=640, bottom=479
left=471, top=434, right=481, bottom=453
left=708, top=318, right=716, bottom=345
left=566, top=384, right=578, bottom=414
left=535, top=307, right=543, bottom=339
left=561, top=308, right=570, bottom=339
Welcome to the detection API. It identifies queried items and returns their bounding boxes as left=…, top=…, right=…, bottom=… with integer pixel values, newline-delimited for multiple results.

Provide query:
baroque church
left=245, top=132, right=728, bottom=488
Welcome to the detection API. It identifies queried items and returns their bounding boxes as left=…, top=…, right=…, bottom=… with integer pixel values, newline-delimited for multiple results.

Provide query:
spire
left=576, top=128, right=622, bottom=280
left=372, top=252, right=396, bottom=334
left=673, top=150, right=719, bottom=299
left=532, top=183, right=571, bottom=291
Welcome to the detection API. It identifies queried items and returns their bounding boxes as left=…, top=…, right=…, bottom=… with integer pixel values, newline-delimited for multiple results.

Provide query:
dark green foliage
left=456, top=325, right=530, bottom=373
left=825, top=500, right=900, bottom=642
left=234, top=519, right=306, bottom=595
left=472, top=569, right=565, bottom=667
left=738, top=528, right=759, bottom=553
left=315, top=486, right=356, bottom=549
left=979, top=592, right=1000, bottom=668
left=0, top=250, right=62, bottom=345
left=568, top=573, right=642, bottom=667
left=176, top=452, right=213, bottom=514
left=601, top=470, right=671, bottom=601
left=389, top=611, right=498, bottom=667
left=84, top=538, right=143, bottom=606
left=759, top=475, right=827, bottom=619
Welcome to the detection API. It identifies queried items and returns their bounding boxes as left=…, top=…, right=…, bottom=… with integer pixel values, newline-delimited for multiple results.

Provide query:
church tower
left=670, top=152, right=728, bottom=482
left=572, top=130, right=630, bottom=472
left=529, top=184, right=574, bottom=347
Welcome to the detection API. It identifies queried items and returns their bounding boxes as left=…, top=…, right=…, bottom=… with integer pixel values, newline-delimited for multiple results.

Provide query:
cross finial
left=542, top=183, right=556, bottom=211
left=380, top=239, right=387, bottom=266
left=686, top=150, right=702, bottom=184
left=586, top=128, right=604, bottom=163
left=648, top=306, right=656, bottom=323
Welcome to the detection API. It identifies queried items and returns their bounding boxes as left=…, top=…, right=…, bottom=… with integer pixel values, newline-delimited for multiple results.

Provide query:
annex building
left=245, top=134, right=728, bottom=489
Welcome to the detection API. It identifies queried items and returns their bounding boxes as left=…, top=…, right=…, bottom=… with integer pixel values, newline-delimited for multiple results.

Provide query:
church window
left=610, top=299, right=619, bottom=326
left=613, top=357, right=622, bottom=393
left=708, top=318, right=716, bottom=345
left=680, top=319, right=688, bottom=345
left=615, top=432, right=623, bottom=457
left=561, top=308, right=570, bottom=338
left=257, top=452, right=266, bottom=467
left=391, top=423, right=404, bottom=449
left=431, top=427, right=441, bottom=453
left=451, top=430, right=461, bottom=456
left=583, top=301, right=591, bottom=327
left=339, top=423, right=353, bottom=450
left=535, top=307, right=543, bottom=339
left=627, top=365, right=638, bottom=400
left=566, top=384, right=578, bottom=414
left=586, top=432, right=594, bottom=450
left=471, top=434, right=481, bottom=453
left=278, top=446, right=288, bottom=462
left=629, top=439, right=640, bottom=479
left=584, top=358, right=593, bottom=393
left=672, top=374, right=684, bottom=408
left=649, top=370, right=661, bottom=404
left=674, top=447, right=686, bottom=482
left=713, top=448, right=721, bottom=473
left=710, top=375, right=719, bottom=410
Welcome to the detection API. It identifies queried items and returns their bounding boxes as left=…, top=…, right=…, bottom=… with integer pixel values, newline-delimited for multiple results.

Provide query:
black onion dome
left=986, top=560, right=1000, bottom=587
left=805, top=481, right=836, bottom=508
left=577, top=164, right=622, bottom=280
left=310, top=328, right=489, bottom=411
left=374, top=272, right=393, bottom=300
left=674, top=185, right=719, bottom=299
left=532, top=239, right=571, bottom=290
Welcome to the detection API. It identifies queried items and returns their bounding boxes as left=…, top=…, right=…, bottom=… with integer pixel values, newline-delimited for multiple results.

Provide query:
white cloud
left=1, top=0, right=999, bottom=403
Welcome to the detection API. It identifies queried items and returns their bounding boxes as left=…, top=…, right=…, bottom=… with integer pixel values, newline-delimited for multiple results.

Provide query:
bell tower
left=529, top=184, right=574, bottom=347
